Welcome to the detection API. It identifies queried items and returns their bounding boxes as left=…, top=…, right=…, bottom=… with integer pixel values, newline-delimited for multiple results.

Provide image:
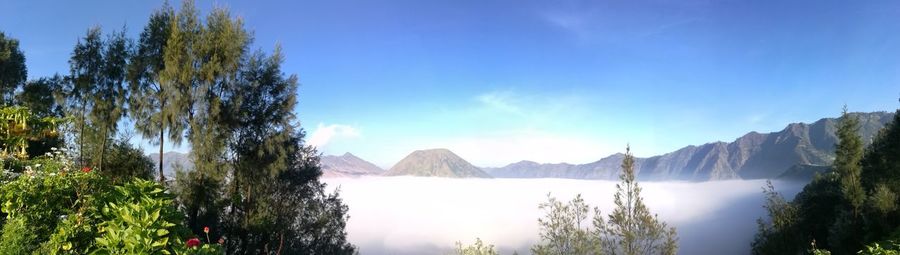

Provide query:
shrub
left=0, top=149, right=223, bottom=254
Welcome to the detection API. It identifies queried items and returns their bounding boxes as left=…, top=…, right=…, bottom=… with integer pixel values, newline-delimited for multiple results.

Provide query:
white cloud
left=307, top=123, right=361, bottom=149
left=323, top=177, right=807, bottom=255
left=476, top=91, right=524, bottom=116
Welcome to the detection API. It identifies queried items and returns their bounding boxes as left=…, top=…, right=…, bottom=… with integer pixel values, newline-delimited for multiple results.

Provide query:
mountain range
left=485, top=111, right=893, bottom=181
left=323, top=112, right=894, bottom=181
left=156, top=111, right=895, bottom=181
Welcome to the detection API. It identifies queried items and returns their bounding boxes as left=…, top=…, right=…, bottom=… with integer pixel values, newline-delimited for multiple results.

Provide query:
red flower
left=81, top=166, right=91, bottom=173
left=186, top=238, right=201, bottom=248
left=203, top=226, right=209, bottom=233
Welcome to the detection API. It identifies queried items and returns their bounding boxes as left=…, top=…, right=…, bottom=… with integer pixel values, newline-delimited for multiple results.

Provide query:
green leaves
left=0, top=31, right=27, bottom=103
left=531, top=146, right=677, bottom=255
left=0, top=151, right=223, bottom=254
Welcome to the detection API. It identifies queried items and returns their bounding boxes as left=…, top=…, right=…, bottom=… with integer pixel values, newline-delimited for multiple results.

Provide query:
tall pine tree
left=91, top=28, right=130, bottom=171
left=834, top=106, right=865, bottom=216
left=595, top=145, right=678, bottom=255
left=128, top=3, right=184, bottom=183
left=66, top=27, right=104, bottom=166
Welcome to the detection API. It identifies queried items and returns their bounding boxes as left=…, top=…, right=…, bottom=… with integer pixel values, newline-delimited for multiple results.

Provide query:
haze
left=324, top=177, right=805, bottom=255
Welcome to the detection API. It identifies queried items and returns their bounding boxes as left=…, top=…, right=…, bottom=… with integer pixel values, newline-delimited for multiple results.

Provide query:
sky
left=2, top=0, right=900, bottom=168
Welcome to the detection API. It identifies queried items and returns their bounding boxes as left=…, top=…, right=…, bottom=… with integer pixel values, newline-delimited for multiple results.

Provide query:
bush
left=0, top=149, right=223, bottom=254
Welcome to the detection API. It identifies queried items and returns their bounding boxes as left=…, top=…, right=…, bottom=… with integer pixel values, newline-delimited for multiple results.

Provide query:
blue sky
left=2, top=0, right=900, bottom=168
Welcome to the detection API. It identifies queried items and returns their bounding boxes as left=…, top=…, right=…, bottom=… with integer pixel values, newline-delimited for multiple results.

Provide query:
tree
left=163, top=0, right=246, bottom=239
left=594, top=145, right=678, bottom=255
left=834, top=106, right=865, bottom=216
left=66, top=27, right=104, bottom=166
left=531, top=146, right=677, bottom=255
left=100, top=136, right=155, bottom=184
left=263, top=144, right=356, bottom=254
left=0, top=31, right=26, bottom=104
left=531, top=193, right=597, bottom=255
left=16, top=75, right=65, bottom=118
left=825, top=106, right=867, bottom=254
left=454, top=238, right=500, bottom=255
left=90, top=28, right=130, bottom=172
left=16, top=75, right=66, bottom=157
left=128, top=2, right=184, bottom=183
left=752, top=180, right=802, bottom=255
left=860, top=110, right=900, bottom=244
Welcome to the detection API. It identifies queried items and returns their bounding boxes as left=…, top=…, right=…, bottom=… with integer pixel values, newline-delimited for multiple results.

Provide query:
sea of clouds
left=323, top=177, right=805, bottom=255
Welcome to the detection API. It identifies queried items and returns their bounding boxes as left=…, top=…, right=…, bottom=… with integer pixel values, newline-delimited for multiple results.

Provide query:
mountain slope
left=148, top=151, right=193, bottom=179
left=320, top=152, right=384, bottom=178
left=486, top=153, right=625, bottom=179
left=775, top=164, right=831, bottom=182
left=386, top=148, right=491, bottom=178
left=490, top=112, right=894, bottom=181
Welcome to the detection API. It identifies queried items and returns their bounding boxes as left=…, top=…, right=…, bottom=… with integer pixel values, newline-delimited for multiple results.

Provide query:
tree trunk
left=99, top=127, right=107, bottom=171
left=159, top=127, right=165, bottom=183
left=79, top=102, right=86, bottom=166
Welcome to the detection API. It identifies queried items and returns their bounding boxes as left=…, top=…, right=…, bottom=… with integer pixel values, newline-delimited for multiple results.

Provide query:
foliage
left=99, top=138, right=154, bottom=184
left=834, top=106, right=865, bottom=216
left=595, top=146, right=678, bottom=255
left=89, top=28, right=130, bottom=172
left=531, top=193, right=596, bottom=255
left=870, top=184, right=898, bottom=215
left=754, top=106, right=900, bottom=254
left=65, top=26, right=104, bottom=166
left=454, top=238, right=499, bottom=255
left=223, top=144, right=356, bottom=254
left=0, top=106, right=66, bottom=159
left=0, top=149, right=223, bottom=254
left=127, top=2, right=181, bottom=183
left=0, top=31, right=27, bottom=103
left=16, top=77, right=67, bottom=157
left=0, top=217, right=39, bottom=254
left=93, top=178, right=200, bottom=254
left=532, top=146, right=677, bottom=255
left=1, top=1, right=358, bottom=254
left=751, top=180, right=802, bottom=255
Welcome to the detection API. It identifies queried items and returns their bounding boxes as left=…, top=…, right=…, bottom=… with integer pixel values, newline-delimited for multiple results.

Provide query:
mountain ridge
left=487, top=111, right=894, bottom=181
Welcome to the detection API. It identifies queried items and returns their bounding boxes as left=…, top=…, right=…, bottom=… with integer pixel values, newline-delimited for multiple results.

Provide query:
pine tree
left=859, top=109, right=900, bottom=244
left=128, top=2, right=183, bottom=183
left=834, top=106, right=865, bottom=216
left=90, top=28, right=130, bottom=172
left=595, top=145, right=678, bottom=255
left=163, top=0, right=229, bottom=236
left=66, top=27, right=104, bottom=166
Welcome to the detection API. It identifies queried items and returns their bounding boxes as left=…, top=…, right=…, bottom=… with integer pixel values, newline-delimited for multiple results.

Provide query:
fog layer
left=324, top=177, right=804, bottom=255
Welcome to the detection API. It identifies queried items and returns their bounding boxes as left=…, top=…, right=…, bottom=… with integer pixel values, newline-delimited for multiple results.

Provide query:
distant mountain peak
left=320, top=153, right=383, bottom=178
left=385, top=148, right=490, bottom=178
